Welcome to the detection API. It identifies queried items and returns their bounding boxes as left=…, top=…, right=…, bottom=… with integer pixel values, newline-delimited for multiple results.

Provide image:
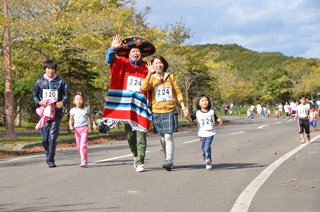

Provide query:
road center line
left=257, top=125, right=268, bottom=129
left=231, top=131, right=244, bottom=135
left=184, top=139, right=199, bottom=144
left=231, top=133, right=320, bottom=212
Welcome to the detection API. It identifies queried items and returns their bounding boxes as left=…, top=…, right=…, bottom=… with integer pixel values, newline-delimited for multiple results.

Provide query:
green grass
left=0, top=121, right=195, bottom=145
left=0, top=131, right=103, bottom=145
left=0, top=121, right=37, bottom=133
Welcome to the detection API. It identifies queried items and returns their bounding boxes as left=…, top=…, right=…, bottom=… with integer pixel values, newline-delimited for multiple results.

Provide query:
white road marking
left=231, top=133, right=320, bottom=212
left=230, top=131, right=244, bottom=135
left=176, top=131, right=192, bottom=134
left=184, top=139, right=199, bottom=144
left=257, top=125, right=268, bottom=129
left=88, top=151, right=150, bottom=165
left=0, top=154, right=44, bottom=163
left=275, top=122, right=281, bottom=124
left=287, top=119, right=292, bottom=122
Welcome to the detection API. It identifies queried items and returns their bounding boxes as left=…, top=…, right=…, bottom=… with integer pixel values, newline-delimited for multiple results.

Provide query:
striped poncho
left=102, top=56, right=152, bottom=132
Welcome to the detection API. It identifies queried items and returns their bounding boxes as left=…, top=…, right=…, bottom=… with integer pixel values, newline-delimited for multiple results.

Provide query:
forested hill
left=193, top=43, right=317, bottom=78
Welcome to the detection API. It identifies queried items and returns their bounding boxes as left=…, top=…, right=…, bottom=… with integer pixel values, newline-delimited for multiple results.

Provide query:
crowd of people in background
left=223, top=98, right=319, bottom=132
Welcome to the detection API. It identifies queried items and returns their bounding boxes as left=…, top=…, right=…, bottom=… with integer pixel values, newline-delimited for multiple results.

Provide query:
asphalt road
left=1, top=116, right=319, bottom=212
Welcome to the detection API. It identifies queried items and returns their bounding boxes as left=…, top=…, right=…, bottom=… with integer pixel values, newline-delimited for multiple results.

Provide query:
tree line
left=1, top=0, right=319, bottom=128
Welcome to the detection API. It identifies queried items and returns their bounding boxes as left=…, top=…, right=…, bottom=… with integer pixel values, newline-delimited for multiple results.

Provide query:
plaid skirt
left=152, top=110, right=178, bottom=134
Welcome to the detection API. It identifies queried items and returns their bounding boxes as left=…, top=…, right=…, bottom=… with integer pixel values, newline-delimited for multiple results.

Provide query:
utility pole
left=2, top=0, right=19, bottom=140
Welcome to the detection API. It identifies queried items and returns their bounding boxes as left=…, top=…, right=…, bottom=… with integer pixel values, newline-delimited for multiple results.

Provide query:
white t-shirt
left=278, top=104, right=283, bottom=111
left=70, top=107, right=90, bottom=128
left=250, top=105, right=255, bottom=111
left=257, top=104, right=261, bottom=113
left=191, top=109, right=217, bottom=137
left=290, top=102, right=297, bottom=111
left=284, top=105, right=290, bottom=113
left=296, top=104, right=309, bottom=118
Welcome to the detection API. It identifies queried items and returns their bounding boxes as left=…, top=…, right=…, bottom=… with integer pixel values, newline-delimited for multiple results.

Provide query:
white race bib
left=155, top=86, right=173, bottom=102
left=200, top=116, right=214, bottom=130
left=126, top=76, right=143, bottom=93
left=43, top=89, right=58, bottom=103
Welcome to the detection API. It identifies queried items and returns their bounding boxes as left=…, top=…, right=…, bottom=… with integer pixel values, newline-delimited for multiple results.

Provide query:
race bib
left=126, top=76, right=143, bottom=93
left=43, top=89, right=58, bottom=103
left=200, top=116, right=214, bottom=130
left=155, top=86, right=173, bottom=102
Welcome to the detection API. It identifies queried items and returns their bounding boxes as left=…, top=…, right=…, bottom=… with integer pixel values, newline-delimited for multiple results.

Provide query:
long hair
left=196, top=94, right=212, bottom=111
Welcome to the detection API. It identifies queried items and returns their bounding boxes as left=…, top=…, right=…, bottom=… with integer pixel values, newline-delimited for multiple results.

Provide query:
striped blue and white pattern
left=104, top=89, right=152, bottom=120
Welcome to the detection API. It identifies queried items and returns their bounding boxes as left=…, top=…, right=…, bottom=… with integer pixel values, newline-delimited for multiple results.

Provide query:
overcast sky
left=135, top=0, right=320, bottom=59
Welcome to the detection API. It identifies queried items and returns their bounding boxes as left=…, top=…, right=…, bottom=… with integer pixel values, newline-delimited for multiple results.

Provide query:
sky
left=134, top=0, right=320, bottom=59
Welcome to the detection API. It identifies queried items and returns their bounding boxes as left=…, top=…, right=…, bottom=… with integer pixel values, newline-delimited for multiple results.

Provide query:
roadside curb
left=12, top=123, right=197, bottom=151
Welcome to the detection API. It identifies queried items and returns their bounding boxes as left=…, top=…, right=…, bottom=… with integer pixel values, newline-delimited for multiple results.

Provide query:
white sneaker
left=133, top=157, right=137, bottom=168
left=80, top=163, right=87, bottom=167
left=206, top=164, right=212, bottom=170
left=136, top=164, right=145, bottom=172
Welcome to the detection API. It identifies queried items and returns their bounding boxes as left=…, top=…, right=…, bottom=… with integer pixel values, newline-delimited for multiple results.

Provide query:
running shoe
left=48, top=163, right=56, bottom=168
left=80, top=163, right=87, bottom=167
left=162, top=160, right=173, bottom=171
left=206, top=164, right=212, bottom=170
left=301, top=139, right=305, bottom=144
left=136, top=164, right=145, bottom=172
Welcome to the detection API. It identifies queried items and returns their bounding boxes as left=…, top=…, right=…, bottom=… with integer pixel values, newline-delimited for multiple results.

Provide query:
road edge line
left=230, top=133, right=320, bottom=212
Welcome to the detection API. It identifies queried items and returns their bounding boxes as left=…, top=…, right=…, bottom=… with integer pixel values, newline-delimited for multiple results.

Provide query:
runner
left=290, top=99, right=297, bottom=118
left=294, top=95, right=311, bottom=143
left=184, top=94, right=223, bottom=170
left=103, top=34, right=156, bottom=172
left=256, top=103, right=262, bottom=118
left=250, top=103, right=255, bottom=120
left=142, top=55, right=186, bottom=171
left=309, top=105, right=317, bottom=131
left=284, top=102, right=290, bottom=119
left=278, top=102, right=283, bottom=117
left=32, top=60, right=70, bottom=168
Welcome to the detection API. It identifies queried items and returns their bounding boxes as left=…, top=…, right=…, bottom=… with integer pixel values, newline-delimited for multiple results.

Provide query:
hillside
left=193, top=43, right=317, bottom=79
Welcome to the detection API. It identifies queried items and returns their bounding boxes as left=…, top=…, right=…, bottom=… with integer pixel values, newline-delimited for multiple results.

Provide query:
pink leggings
left=75, top=125, right=88, bottom=164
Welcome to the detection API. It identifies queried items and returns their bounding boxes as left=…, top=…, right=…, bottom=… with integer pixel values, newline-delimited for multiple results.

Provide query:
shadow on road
left=0, top=202, right=117, bottom=212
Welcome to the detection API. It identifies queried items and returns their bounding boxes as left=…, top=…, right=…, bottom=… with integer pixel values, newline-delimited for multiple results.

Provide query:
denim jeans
left=199, top=136, right=214, bottom=165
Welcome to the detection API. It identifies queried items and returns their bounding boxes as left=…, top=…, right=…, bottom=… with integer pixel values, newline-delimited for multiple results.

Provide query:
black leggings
left=298, top=118, right=310, bottom=134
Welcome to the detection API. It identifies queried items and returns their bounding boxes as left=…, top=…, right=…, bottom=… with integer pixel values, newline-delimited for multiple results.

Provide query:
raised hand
left=111, top=34, right=122, bottom=50
left=146, top=62, right=155, bottom=76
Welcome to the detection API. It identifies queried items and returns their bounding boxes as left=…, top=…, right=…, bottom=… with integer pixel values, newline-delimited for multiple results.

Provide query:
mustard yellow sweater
left=142, top=72, right=184, bottom=113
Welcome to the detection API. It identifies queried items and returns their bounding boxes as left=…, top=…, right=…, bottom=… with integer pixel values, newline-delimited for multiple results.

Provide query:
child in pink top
left=309, top=105, right=318, bottom=131
left=69, top=92, right=97, bottom=167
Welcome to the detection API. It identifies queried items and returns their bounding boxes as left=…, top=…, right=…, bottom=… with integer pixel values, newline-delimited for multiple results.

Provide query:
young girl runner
left=309, top=105, right=317, bottom=131
left=294, top=95, right=310, bottom=144
left=69, top=92, right=97, bottom=167
left=267, top=108, right=271, bottom=119
left=184, top=94, right=223, bottom=170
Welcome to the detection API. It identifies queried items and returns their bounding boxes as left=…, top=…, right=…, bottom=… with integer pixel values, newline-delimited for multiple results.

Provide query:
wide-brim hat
left=116, top=36, right=156, bottom=58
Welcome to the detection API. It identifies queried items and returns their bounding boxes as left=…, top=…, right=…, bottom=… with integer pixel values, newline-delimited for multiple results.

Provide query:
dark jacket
left=32, top=76, right=70, bottom=116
